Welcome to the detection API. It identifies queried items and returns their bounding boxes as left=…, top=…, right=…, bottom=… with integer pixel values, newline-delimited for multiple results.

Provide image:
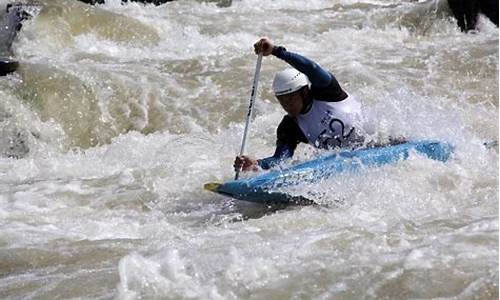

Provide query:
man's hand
left=234, top=155, right=260, bottom=172
left=254, top=37, right=274, bottom=56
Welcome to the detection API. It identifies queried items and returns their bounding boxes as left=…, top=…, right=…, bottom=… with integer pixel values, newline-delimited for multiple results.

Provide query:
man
left=234, top=37, right=367, bottom=172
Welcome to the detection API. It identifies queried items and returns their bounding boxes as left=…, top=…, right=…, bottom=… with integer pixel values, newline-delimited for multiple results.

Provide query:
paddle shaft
left=235, top=53, right=263, bottom=180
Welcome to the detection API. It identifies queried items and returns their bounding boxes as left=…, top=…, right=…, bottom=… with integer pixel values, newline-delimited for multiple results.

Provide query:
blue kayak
left=204, top=140, right=453, bottom=204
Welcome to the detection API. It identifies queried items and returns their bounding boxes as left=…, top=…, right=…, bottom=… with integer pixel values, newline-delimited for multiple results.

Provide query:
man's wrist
left=256, top=159, right=263, bottom=169
left=272, top=46, right=286, bottom=57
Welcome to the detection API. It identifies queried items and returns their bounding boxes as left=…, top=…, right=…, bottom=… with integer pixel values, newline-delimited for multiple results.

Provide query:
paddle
left=234, top=53, right=263, bottom=180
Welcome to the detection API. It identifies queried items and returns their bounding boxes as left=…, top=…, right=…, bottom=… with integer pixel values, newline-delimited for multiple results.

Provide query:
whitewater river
left=0, top=0, right=498, bottom=299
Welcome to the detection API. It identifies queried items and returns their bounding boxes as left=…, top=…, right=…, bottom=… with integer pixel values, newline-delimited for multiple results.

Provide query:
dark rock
left=448, top=0, right=480, bottom=32
left=479, top=0, right=499, bottom=26
left=0, top=3, right=34, bottom=76
left=448, top=0, right=499, bottom=32
left=0, top=3, right=32, bottom=56
left=0, top=58, right=19, bottom=76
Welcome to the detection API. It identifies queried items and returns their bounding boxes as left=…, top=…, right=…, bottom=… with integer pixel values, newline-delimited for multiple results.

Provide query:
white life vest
left=296, top=95, right=365, bottom=149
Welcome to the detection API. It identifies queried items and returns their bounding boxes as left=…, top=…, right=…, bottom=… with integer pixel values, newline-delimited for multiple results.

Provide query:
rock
left=0, top=58, right=19, bottom=76
left=448, top=0, right=480, bottom=32
left=448, top=0, right=499, bottom=32
left=479, top=0, right=499, bottom=26
left=0, top=3, right=32, bottom=56
left=0, top=3, right=34, bottom=76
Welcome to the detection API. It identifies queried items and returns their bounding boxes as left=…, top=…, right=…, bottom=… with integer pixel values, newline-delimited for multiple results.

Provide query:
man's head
left=272, top=68, right=310, bottom=117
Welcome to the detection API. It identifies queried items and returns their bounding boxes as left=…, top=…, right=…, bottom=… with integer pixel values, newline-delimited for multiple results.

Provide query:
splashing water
left=0, top=0, right=497, bottom=299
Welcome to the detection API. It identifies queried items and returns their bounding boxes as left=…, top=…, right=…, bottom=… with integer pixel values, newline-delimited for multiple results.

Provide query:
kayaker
left=234, top=37, right=368, bottom=172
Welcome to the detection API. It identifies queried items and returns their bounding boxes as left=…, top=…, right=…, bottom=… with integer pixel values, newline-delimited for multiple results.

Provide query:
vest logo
left=315, top=112, right=354, bottom=149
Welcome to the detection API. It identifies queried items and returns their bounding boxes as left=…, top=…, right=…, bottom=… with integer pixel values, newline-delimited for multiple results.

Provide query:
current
left=0, top=0, right=498, bottom=299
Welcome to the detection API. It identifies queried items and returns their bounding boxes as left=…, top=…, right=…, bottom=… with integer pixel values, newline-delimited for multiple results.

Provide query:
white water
left=0, top=0, right=497, bottom=299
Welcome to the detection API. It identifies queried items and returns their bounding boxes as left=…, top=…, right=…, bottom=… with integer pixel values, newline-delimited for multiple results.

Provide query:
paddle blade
left=204, top=182, right=222, bottom=193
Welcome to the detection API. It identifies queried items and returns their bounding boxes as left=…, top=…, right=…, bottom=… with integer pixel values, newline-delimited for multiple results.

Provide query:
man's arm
left=257, top=116, right=307, bottom=170
left=271, top=46, right=333, bottom=88
left=257, top=143, right=294, bottom=170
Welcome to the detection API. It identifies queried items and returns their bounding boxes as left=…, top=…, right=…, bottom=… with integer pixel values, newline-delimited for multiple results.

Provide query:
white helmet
left=272, top=68, right=310, bottom=96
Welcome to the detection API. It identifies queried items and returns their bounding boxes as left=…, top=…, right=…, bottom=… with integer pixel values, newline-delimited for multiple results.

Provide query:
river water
left=0, top=0, right=498, bottom=299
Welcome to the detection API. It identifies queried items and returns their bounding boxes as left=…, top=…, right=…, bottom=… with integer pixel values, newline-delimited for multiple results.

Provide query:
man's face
left=276, top=88, right=306, bottom=117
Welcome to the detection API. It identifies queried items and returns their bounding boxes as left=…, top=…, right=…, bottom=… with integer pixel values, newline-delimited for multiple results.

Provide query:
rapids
left=0, top=0, right=497, bottom=299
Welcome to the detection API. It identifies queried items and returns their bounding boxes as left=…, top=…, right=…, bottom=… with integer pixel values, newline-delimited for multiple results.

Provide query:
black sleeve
left=257, top=116, right=308, bottom=169
left=277, top=115, right=308, bottom=149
